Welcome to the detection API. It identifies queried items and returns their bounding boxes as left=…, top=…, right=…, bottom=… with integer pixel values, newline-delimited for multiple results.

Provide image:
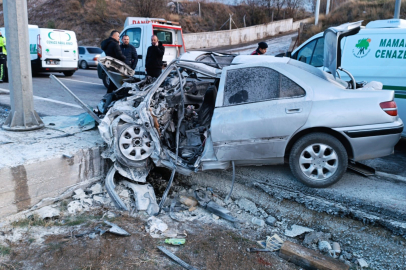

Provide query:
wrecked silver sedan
left=93, top=49, right=402, bottom=215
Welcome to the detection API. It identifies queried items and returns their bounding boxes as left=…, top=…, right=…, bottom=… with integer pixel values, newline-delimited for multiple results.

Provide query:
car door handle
left=64, top=50, right=69, bottom=52
left=285, top=108, right=302, bottom=114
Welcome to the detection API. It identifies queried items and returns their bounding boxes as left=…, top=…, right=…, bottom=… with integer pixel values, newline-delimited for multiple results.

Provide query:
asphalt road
left=0, top=68, right=106, bottom=117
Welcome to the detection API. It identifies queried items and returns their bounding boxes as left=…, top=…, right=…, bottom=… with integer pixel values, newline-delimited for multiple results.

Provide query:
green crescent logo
left=46, top=49, right=49, bottom=53
left=66, top=33, right=71, bottom=41
left=48, top=32, right=54, bottom=40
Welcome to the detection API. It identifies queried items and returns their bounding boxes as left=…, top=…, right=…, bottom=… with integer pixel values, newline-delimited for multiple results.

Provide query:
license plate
left=46, top=60, right=59, bottom=65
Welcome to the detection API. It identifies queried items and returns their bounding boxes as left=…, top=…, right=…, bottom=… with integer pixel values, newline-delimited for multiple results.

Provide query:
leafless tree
left=286, top=0, right=304, bottom=18
left=128, top=0, right=166, bottom=17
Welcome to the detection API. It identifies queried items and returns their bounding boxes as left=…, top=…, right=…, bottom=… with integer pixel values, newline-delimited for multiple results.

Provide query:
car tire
left=115, top=123, right=153, bottom=168
left=102, top=73, right=117, bottom=91
left=289, top=132, right=348, bottom=188
left=63, top=71, right=75, bottom=77
left=80, top=61, right=88, bottom=69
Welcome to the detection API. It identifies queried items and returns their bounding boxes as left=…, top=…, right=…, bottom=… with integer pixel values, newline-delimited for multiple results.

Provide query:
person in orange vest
left=251, top=42, right=268, bottom=55
left=0, top=31, right=8, bottom=83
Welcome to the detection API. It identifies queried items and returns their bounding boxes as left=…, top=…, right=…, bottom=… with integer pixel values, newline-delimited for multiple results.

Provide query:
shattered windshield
left=196, top=53, right=236, bottom=68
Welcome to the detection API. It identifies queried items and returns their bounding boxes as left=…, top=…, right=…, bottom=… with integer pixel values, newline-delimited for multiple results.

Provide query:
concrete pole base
left=2, top=110, right=44, bottom=131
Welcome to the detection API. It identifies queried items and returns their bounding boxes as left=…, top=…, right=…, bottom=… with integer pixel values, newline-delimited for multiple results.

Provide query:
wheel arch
left=284, top=127, right=354, bottom=161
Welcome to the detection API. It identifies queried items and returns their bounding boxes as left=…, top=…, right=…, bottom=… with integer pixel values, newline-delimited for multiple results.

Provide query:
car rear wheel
left=80, top=61, right=88, bottom=69
left=289, top=133, right=348, bottom=188
left=63, top=71, right=75, bottom=77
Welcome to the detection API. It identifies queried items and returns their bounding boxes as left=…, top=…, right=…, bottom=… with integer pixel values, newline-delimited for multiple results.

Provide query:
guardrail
left=183, top=18, right=311, bottom=50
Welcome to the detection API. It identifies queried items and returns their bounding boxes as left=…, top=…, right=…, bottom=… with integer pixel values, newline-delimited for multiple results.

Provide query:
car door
left=210, top=63, right=312, bottom=163
left=121, top=27, right=143, bottom=76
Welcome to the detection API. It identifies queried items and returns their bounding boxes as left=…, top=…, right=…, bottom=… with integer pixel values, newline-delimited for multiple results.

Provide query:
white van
left=98, top=17, right=186, bottom=88
left=287, top=19, right=406, bottom=136
left=0, top=25, right=78, bottom=76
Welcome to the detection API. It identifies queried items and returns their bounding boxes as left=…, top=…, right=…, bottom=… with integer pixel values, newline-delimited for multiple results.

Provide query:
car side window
left=224, top=67, right=305, bottom=106
left=296, top=39, right=317, bottom=64
left=78, top=47, right=85, bottom=54
left=224, top=67, right=279, bottom=106
left=310, top=37, right=324, bottom=67
left=279, top=75, right=306, bottom=98
left=122, top=28, right=141, bottom=48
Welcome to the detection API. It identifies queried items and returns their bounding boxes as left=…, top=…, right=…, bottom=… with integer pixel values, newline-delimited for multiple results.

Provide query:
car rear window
left=87, top=47, right=103, bottom=54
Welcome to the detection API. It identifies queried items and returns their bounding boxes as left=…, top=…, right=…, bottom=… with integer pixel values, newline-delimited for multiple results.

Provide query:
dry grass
left=300, top=0, right=406, bottom=45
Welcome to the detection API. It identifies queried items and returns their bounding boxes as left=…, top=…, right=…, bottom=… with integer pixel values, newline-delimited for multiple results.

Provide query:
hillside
left=300, top=0, right=406, bottom=44
left=0, top=0, right=310, bottom=46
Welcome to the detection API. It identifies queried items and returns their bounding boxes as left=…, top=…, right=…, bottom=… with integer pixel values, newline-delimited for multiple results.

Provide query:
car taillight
left=37, top=34, right=42, bottom=59
left=380, top=101, right=398, bottom=116
left=93, top=57, right=99, bottom=61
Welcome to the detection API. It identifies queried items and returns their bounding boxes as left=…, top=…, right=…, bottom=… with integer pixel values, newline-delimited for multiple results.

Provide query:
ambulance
left=0, top=25, right=78, bottom=76
left=285, top=19, right=406, bottom=137
left=97, top=17, right=186, bottom=88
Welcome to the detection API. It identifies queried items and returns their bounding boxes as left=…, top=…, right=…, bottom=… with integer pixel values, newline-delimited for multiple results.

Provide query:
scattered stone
left=93, top=195, right=106, bottom=204
left=89, top=183, right=103, bottom=195
left=179, top=196, right=198, bottom=211
left=147, top=217, right=168, bottom=238
left=236, top=198, right=258, bottom=214
left=285, top=225, right=314, bottom=238
left=104, top=221, right=131, bottom=236
left=252, top=217, right=265, bottom=227
left=357, top=258, right=368, bottom=268
left=265, top=216, right=277, bottom=226
left=213, top=214, right=220, bottom=220
left=119, top=189, right=129, bottom=198
left=88, top=232, right=96, bottom=239
left=318, top=241, right=332, bottom=253
left=67, top=201, right=83, bottom=214
left=73, top=189, right=88, bottom=200
left=35, top=206, right=60, bottom=219
left=303, top=231, right=332, bottom=246
left=82, top=198, right=93, bottom=206
left=106, top=211, right=116, bottom=219
left=330, top=242, right=341, bottom=258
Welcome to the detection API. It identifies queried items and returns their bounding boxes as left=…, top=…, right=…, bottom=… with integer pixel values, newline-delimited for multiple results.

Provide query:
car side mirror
left=285, top=51, right=292, bottom=58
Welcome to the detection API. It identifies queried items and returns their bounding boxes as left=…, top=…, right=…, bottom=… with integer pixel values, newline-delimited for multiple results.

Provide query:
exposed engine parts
left=96, top=64, right=218, bottom=215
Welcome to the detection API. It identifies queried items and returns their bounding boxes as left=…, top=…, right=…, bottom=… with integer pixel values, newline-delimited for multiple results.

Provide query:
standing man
left=145, top=35, right=165, bottom=78
left=0, top=31, right=7, bottom=83
left=101, top=30, right=126, bottom=62
left=120, top=35, right=138, bottom=70
left=251, top=42, right=268, bottom=55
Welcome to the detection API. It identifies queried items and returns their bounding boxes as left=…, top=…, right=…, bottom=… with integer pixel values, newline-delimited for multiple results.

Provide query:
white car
left=95, top=45, right=402, bottom=214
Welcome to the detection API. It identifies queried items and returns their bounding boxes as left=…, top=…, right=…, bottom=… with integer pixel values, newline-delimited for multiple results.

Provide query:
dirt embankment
left=0, top=0, right=310, bottom=46
left=300, top=0, right=406, bottom=45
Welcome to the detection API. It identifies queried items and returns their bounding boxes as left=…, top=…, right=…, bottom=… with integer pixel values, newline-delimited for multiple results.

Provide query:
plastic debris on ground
left=284, top=224, right=314, bottom=237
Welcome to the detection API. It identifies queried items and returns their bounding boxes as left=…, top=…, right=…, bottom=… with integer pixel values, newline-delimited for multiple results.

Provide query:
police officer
left=0, top=31, right=7, bottom=82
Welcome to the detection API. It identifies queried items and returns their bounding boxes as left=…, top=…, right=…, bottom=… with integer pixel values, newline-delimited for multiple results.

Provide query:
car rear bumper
left=31, top=58, right=77, bottom=72
left=333, top=119, right=404, bottom=161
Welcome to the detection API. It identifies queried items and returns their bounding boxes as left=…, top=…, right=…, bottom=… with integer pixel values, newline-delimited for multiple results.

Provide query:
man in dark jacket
left=101, top=30, right=126, bottom=62
left=145, top=35, right=165, bottom=78
left=120, top=35, right=138, bottom=69
left=251, top=42, right=268, bottom=55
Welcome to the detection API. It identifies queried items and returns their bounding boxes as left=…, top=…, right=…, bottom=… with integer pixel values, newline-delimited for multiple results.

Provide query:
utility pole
left=243, top=14, right=246, bottom=27
left=326, top=0, right=330, bottom=15
left=394, top=0, right=401, bottom=19
left=2, top=0, right=44, bottom=131
left=229, top=14, right=232, bottom=30
left=315, top=0, right=320, bottom=26
left=176, top=0, right=179, bottom=14
left=198, top=2, right=201, bottom=17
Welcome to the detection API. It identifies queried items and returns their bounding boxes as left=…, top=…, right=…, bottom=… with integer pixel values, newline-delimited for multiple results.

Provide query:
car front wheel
left=289, top=133, right=348, bottom=188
